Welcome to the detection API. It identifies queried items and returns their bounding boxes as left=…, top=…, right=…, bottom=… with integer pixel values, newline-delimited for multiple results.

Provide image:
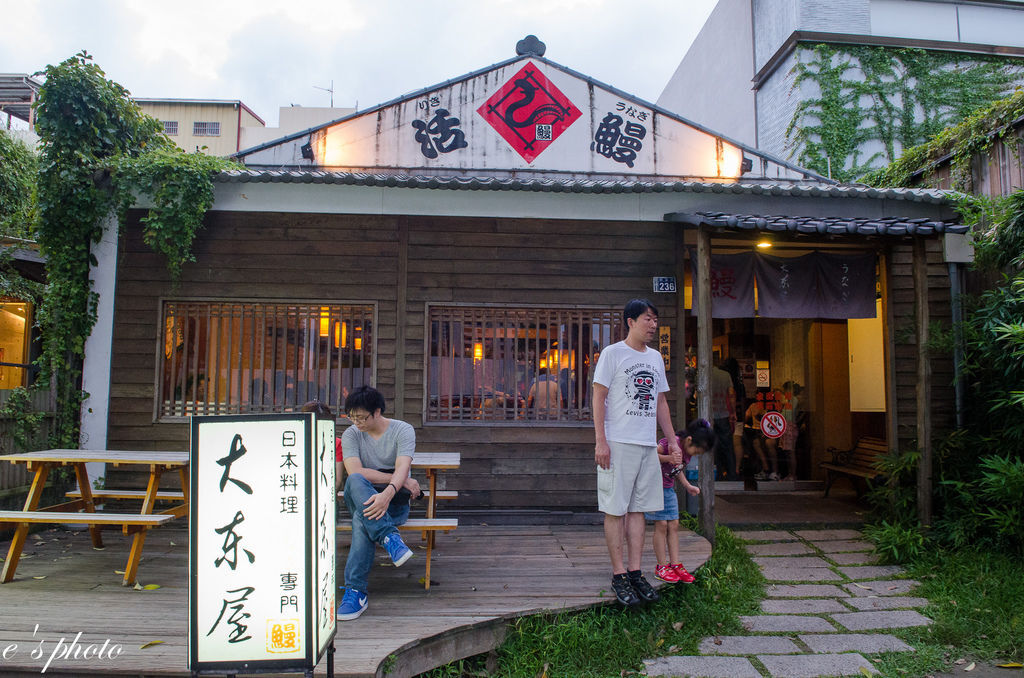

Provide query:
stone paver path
left=643, top=528, right=932, bottom=678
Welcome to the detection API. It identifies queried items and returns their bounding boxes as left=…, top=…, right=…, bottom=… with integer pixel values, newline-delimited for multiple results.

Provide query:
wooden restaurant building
left=84, top=38, right=966, bottom=520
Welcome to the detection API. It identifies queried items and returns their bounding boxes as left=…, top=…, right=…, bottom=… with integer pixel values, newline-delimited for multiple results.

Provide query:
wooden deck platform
left=0, top=523, right=711, bottom=677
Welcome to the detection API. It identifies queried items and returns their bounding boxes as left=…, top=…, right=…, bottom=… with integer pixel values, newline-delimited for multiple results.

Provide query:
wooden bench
left=338, top=518, right=458, bottom=590
left=0, top=510, right=177, bottom=530
left=821, top=436, right=888, bottom=497
left=337, top=490, right=458, bottom=502
left=67, top=489, right=186, bottom=502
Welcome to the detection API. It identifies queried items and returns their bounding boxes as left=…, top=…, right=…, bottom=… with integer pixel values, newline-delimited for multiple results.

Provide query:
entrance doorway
left=685, top=304, right=887, bottom=485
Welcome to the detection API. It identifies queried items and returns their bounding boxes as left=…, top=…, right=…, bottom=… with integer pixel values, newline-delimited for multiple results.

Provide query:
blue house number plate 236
left=652, top=277, right=677, bottom=293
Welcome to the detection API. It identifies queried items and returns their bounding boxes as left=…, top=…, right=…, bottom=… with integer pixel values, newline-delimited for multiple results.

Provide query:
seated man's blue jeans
left=343, top=473, right=410, bottom=594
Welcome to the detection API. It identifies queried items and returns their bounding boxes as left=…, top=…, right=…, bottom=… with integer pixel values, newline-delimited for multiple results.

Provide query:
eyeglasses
left=347, top=413, right=371, bottom=424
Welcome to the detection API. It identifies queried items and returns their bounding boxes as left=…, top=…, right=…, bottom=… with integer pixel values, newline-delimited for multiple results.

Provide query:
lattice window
left=426, top=305, right=623, bottom=424
left=162, top=120, right=178, bottom=136
left=192, top=121, right=221, bottom=136
left=158, top=301, right=374, bottom=418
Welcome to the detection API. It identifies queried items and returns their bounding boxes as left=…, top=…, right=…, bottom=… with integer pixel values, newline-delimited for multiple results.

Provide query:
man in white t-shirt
left=592, top=299, right=683, bottom=606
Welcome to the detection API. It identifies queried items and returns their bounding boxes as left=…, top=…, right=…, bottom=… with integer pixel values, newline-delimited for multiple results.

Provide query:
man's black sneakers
left=628, top=570, right=660, bottom=603
left=611, top=573, right=642, bottom=606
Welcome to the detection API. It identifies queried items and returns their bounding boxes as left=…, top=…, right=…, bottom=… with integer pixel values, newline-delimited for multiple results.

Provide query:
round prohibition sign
left=760, top=411, right=787, bottom=439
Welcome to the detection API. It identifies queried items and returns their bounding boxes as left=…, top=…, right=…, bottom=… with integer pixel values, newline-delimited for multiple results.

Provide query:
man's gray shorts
left=597, top=441, right=664, bottom=516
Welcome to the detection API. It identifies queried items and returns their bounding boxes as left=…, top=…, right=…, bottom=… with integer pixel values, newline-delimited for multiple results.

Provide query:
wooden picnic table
left=339, top=451, right=460, bottom=590
left=0, top=449, right=189, bottom=586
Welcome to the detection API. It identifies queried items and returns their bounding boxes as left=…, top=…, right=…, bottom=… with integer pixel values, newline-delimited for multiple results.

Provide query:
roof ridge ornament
left=515, top=35, right=546, bottom=57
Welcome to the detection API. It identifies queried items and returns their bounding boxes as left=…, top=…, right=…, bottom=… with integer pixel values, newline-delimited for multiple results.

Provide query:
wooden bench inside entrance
left=821, top=436, right=888, bottom=497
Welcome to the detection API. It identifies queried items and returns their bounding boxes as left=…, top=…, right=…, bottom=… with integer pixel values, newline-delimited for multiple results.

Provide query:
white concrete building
left=659, top=0, right=1024, bottom=179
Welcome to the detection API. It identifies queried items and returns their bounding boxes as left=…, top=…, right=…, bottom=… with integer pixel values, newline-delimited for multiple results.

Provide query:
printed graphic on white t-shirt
left=593, top=341, right=669, bottom=446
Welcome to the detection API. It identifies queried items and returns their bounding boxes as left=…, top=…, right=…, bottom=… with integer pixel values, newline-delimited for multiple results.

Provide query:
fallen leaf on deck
left=143, top=584, right=161, bottom=590
left=92, top=547, right=105, bottom=551
left=32, top=576, right=46, bottom=579
left=888, top=586, right=899, bottom=590
left=115, top=570, right=125, bottom=575
left=713, top=637, right=722, bottom=645
left=853, top=583, right=872, bottom=589
left=133, top=583, right=143, bottom=590
left=169, top=541, right=177, bottom=546
left=964, top=663, right=975, bottom=671
left=139, top=640, right=164, bottom=649
left=859, top=667, right=872, bottom=677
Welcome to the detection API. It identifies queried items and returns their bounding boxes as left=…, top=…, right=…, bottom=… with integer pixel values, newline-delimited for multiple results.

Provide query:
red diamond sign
left=477, top=63, right=582, bottom=163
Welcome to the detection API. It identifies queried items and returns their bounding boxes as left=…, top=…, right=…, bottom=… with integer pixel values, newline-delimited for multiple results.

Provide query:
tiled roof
left=216, top=170, right=960, bottom=204
left=670, top=211, right=966, bottom=235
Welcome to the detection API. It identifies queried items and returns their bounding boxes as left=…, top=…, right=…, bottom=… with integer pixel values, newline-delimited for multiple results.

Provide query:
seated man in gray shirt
left=336, top=385, right=421, bottom=621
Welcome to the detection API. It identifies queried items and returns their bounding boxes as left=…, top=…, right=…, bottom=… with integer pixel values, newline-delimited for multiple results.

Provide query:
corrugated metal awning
left=216, top=169, right=960, bottom=205
left=665, top=211, right=966, bottom=237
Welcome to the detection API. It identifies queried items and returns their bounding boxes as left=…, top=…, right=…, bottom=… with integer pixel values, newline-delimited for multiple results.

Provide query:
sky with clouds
left=2, top=0, right=717, bottom=127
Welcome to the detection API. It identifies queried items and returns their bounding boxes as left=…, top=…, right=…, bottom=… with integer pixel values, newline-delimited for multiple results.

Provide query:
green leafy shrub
left=0, top=386, right=45, bottom=454
left=865, top=446, right=920, bottom=525
left=863, top=520, right=928, bottom=564
left=0, top=129, right=38, bottom=239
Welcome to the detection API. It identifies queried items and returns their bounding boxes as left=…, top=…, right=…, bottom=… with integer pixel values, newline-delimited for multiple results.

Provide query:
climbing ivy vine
left=0, top=129, right=38, bottom=240
left=32, top=51, right=236, bottom=448
left=0, top=130, right=43, bottom=304
left=786, top=44, right=1024, bottom=182
left=863, top=88, right=1024, bottom=193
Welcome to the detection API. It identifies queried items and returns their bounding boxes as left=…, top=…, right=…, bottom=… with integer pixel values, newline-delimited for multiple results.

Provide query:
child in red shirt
left=645, top=419, right=717, bottom=584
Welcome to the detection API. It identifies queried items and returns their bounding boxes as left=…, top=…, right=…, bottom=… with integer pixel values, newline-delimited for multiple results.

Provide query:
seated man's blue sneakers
left=383, top=532, right=413, bottom=567
left=336, top=587, right=368, bottom=621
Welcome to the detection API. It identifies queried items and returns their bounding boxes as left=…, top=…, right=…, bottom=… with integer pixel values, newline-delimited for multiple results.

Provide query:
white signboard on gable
left=306, top=59, right=745, bottom=178
left=188, top=413, right=335, bottom=674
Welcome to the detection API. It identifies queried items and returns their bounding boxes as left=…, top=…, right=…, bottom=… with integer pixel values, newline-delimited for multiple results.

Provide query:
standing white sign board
left=188, top=413, right=336, bottom=675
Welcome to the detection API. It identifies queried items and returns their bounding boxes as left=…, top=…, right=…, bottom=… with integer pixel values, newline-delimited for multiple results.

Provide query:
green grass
left=424, top=522, right=764, bottom=678
left=872, top=547, right=1024, bottom=677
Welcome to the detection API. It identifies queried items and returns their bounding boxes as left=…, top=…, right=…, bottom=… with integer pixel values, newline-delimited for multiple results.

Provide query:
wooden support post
left=73, top=462, right=103, bottom=548
left=912, top=238, right=932, bottom=527
left=1, top=464, right=50, bottom=583
left=675, top=227, right=687, bottom=430
left=394, top=218, right=409, bottom=419
left=881, top=250, right=899, bottom=453
left=696, top=224, right=715, bottom=544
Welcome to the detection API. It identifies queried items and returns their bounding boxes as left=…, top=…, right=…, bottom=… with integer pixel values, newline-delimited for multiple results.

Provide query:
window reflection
left=159, top=301, right=374, bottom=417
left=427, top=306, right=623, bottom=423
left=0, top=301, right=32, bottom=388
